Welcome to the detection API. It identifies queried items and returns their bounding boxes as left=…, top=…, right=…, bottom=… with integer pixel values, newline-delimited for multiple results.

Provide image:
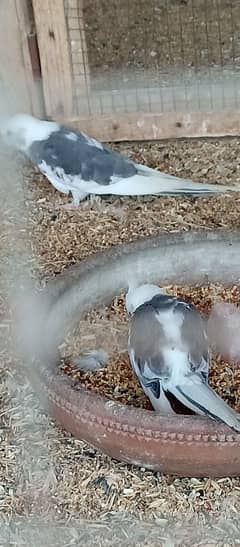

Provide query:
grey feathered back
left=129, top=294, right=209, bottom=378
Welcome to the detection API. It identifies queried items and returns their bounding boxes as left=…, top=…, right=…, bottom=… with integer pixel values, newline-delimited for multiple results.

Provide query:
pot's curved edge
left=31, top=230, right=240, bottom=477
left=46, top=229, right=239, bottom=297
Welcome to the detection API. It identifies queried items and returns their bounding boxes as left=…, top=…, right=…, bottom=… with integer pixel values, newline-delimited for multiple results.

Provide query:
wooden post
left=32, top=0, right=74, bottom=118
left=0, top=0, right=44, bottom=119
left=15, top=0, right=44, bottom=117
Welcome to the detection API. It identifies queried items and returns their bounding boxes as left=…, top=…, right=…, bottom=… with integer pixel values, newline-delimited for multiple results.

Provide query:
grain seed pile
left=1, top=138, right=240, bottom=545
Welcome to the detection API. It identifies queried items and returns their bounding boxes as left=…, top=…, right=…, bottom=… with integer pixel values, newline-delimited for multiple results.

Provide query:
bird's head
left=0, top=113, right=59, bottom=153
left=125, top=283, right=165, bottom=315
left=0, top=113, right=37, bottom=152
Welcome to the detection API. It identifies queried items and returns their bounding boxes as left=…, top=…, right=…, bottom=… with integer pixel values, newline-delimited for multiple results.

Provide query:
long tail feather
left=97, top=164, right=240, bottom=197
left=168, top=374, right=240, bottom=432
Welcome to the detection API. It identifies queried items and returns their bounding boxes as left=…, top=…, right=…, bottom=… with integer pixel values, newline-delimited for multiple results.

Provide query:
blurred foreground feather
left=208, top=303, right=240, bottom=363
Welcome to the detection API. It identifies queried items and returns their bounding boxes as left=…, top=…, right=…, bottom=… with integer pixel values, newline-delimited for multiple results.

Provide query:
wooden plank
left=15, top=0, right=44, bottom=117
left=58, top=111, right=240, bottom=142
left=32, top=0, right=73, bottom=118
left=0, top=0, right=43, bottom=119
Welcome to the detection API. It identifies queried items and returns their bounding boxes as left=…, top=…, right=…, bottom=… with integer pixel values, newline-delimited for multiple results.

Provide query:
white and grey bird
left=1, top=113, right=240, bottom=207
left=126, top=283, right=240, bottom=432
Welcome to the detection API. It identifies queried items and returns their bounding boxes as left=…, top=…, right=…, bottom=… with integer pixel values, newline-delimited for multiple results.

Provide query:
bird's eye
left=6, top=130, right=12, bottom=137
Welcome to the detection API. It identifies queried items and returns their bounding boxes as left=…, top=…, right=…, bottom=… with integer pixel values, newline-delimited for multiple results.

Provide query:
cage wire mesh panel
left=64, top=0, right=240, bottom=124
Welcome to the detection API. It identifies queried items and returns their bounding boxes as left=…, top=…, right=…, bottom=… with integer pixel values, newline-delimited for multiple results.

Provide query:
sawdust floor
left=1, top=138, right=240, bottom=545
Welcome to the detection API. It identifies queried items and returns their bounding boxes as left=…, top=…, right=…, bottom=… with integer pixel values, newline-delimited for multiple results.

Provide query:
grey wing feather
left=29, top=126, right=137, bottom=186
left=167, top=373, right=240, bottom=432
left=129, top=304, right=170, bottom=379
left=177, top=301, right=210, bottom=378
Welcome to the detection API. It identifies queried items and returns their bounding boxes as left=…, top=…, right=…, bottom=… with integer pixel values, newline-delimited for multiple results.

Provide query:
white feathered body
left=1, top=113, right=240, bottom=205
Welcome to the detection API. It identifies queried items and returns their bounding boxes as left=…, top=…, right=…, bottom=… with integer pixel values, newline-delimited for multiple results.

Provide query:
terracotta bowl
left=27, top=230, right=240, bottom=477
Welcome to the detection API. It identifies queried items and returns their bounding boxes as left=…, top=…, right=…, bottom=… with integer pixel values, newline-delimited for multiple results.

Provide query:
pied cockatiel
left=126, top=283, right=240, bottom=432
left=1, top=113, right=240, bottom=207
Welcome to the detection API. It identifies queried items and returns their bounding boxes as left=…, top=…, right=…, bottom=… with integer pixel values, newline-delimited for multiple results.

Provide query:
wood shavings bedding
left=1, top=137, right=240, bottom=529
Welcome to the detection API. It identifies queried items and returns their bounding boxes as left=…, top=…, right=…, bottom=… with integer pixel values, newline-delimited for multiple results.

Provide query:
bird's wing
left=166, top=372, right=240, bottom=432
left=173, top=298, right=210, bottom=380
left=28, top=126, right=138, bottom=188
left=128, top=303, right=169, bottom=409
left=128, top=296, right=171, bottom=379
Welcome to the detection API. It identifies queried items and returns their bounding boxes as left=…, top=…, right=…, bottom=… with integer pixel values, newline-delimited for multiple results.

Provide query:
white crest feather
left=0, top=113, right=59, bottom=152
left=125, top=283, right=165, bottom=315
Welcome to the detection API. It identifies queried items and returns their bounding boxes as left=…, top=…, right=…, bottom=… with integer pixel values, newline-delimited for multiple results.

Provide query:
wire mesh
left=64, top=0, right=240, bottom=120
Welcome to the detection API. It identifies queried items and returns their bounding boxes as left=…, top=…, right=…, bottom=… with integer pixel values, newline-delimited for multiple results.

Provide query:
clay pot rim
left=48, top=367, right=240, bottom=439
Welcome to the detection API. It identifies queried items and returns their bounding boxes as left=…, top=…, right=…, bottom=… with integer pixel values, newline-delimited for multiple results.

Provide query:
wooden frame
left=0, top=0, right=44, bottom=118
left=32, top=0, right=74, bottom=118
left=3, top=0, right=238, bottom=143
left=58, top=111, right=240, bottom=142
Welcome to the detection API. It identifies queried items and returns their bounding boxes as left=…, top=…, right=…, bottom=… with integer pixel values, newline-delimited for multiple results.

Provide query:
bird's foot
left=51, top=192, right=90, bottom=211
left=71, top=349, right=109, bottom=372
left=76, top=195, right=103, bottom=210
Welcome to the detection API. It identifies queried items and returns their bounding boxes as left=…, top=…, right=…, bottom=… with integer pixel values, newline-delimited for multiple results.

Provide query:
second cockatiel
left=126, top=283, right=240, bottom=432
left=1, top=113, right=240, bottom=207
